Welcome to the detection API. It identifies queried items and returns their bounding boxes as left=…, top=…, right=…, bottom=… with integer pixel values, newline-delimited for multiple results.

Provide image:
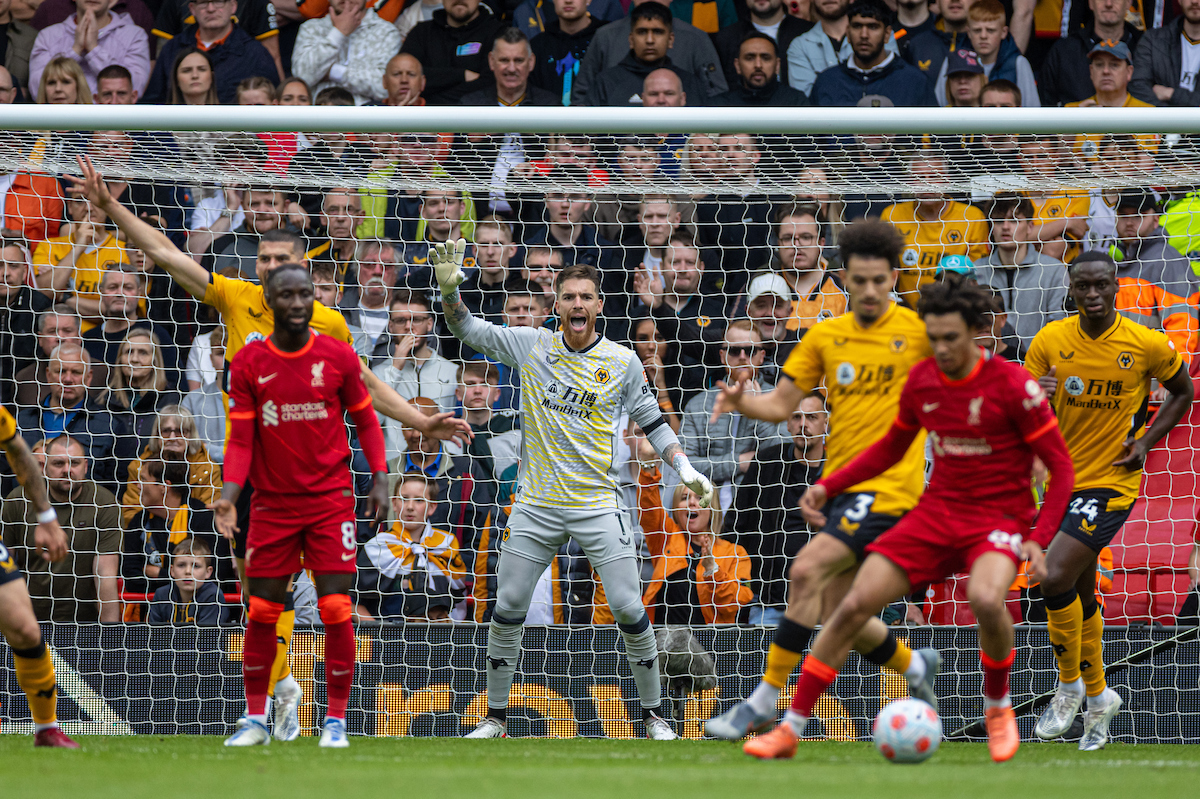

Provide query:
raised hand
left=431, top=238, right=467, bottom=295
left=67, top=155, right=114, bottom=209
left=709, top=379, right=745, bottom=422
left=419, top=410, right=474, bottom=447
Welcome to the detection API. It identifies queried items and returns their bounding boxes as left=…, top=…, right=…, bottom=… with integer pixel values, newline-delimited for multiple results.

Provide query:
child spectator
left=147, top=537, right=229, bottom=626
left=364, top=472, right=467, bottom=622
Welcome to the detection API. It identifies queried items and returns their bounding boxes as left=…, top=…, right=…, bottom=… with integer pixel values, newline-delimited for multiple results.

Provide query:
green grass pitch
left=2, top=736, right=1198, bottom=799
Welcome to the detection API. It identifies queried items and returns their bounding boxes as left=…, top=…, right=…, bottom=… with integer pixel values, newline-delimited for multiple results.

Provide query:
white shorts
left=503, top=502, right=636, bottom=568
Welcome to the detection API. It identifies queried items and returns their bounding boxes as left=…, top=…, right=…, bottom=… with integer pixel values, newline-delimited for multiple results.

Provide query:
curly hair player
left=750, top=273, right=1075, bottom=763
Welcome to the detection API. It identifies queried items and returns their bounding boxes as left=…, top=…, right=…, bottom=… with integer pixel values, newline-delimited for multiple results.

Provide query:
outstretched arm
left=68, top=155, right=210, bottom=299
left=360, top=365, right=472, bottom=445
left=710, top=375, right=804, bottom=424
left=1, top=434, right=66, bottom=562
left=800, top=421, right=919, bottom=527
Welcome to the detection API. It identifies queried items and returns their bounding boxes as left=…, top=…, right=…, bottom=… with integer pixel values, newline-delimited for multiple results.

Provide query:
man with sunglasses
left=677, top=320, right=786, bottom=512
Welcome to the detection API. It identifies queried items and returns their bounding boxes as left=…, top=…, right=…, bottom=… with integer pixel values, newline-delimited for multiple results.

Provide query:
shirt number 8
left=341, top=522, right=356, bottom=552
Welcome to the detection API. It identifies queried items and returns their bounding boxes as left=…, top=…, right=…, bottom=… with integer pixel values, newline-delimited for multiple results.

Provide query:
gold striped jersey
left=781, top=303, right=931, bottom=516
left=455, top=316, right=663, bottom=510
left=1025, top=315, right=1184, bottom=507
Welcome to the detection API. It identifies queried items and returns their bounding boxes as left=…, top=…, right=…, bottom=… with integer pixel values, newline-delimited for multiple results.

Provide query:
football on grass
left=873, top=698, right=942, bottom=763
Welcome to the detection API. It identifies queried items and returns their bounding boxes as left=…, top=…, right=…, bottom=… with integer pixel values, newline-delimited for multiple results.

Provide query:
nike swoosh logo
left=258, top=374, right=277, bottom=384
left=922, top=402, right=939, bottom=413
left=341, top=552, right=356, bottom=561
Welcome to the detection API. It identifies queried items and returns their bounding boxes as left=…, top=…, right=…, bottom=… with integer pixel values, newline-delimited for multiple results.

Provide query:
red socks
left=790, top=655, right=838, bottom=717
left=980, top=650, right=1014, bottom=702
left=243, top=618, right=279, bottom=717
left=318, top=593, right=355, bottom=720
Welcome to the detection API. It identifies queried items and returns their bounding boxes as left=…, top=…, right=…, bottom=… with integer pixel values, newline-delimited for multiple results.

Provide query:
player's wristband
left=37, top=508, right=57, bottom=524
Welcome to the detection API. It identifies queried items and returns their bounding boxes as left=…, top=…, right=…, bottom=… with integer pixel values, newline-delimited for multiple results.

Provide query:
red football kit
left=225, top=331, right=386, bottom=577
left=819, top=350, right=1075, bottom=586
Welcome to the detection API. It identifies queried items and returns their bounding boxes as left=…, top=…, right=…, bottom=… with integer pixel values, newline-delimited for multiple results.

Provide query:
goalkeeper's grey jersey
left=453, top=313, right=664, bottom=510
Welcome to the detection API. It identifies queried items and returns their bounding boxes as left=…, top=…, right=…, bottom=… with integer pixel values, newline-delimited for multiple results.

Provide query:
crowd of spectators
left=2, top=0, right=1200, bottom=627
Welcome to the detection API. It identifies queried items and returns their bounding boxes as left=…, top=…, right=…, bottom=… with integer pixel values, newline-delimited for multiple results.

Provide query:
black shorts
left=1057, top=489, right=1133, bottom=553
left=230, top=480, right=255, bottom=560
left=821, top=491, right=903, bottom=560
left=0, top=542, right=23, bottom=587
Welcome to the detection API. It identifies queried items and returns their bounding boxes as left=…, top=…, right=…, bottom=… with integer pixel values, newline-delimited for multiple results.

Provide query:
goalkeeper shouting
left=435, top=241, right=713, bottom=741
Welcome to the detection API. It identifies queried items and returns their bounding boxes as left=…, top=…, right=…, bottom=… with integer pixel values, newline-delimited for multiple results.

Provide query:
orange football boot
left=985, top=705, right=1019, bottom=762
left=742, top=722, right=798, bottom=759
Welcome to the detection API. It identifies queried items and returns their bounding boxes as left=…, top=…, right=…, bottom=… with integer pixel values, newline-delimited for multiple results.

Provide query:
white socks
left=746, top=682, right=780, bottom=716
left=783, top=710, right=808, bottom=736
left=984, top=694, right=1012, bottom=710
left=904, top=653, right=927, bottom=682
left=1059, top=677, right=1084, bottom=696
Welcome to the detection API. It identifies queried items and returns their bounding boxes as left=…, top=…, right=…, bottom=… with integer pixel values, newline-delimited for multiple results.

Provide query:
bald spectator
left=381, top=53, right=426, bottom=106
left=585, top=1, right=708, bottom=106
left=712, top=32, right=809, bottom=106
left=293, top=0, right=400, bottom=105
left=29, top=0, right=149, bottom=98
left=15, top=342, right=126, bottom=493
left=572, top=0, right=726, bottom=104
left=2, top=434, right=121, bottom=623
left=308, top=188, right=363, bottom=288
left=529, top=0, right=606, bottom=106
left=400, top=0, right=504, bottom=105
left=81, top=266, right=178, bottom=386
left=642, top=66, right=685, bottom=106
left=462, top=27, right=557, bottom=106
left=1, top=0, right=35, bottom=95
left=13, top=306, right=106, bottom=408
left=140, top=0, right=277, bottom=104
left=94, top=63, right=136, bottom=103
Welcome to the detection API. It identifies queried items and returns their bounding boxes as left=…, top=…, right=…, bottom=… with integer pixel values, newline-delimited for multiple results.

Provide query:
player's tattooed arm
left=660, top=442, right=685, bottom=468
left=441, top=288, right=471, bottom=334
left=2, top=435, right=52, bottom=515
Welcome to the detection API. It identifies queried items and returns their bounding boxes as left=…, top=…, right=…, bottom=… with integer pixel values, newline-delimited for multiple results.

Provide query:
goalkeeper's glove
left=431, top=238, right=467, bottom=296
left=673, top=453, right=714, bottom=509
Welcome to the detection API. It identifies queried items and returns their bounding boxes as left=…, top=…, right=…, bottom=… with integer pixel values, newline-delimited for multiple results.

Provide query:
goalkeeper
left=435, top=241, right=714, bottom=741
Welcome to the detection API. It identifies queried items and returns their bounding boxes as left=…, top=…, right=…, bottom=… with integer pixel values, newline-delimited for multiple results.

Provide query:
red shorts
left=245, top=489, right=357, bottom=578
left=865, top=498, right=1030, bottom=588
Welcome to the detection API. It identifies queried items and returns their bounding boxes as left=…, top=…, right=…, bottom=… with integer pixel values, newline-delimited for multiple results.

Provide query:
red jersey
left=225, top=331, right=377, bottom=496
left=822, top=350, right=1074, bottom=546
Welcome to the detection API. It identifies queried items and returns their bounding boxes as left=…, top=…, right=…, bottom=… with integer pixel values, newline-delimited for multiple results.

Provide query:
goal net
left=0, top=107, right=1197, bottom=742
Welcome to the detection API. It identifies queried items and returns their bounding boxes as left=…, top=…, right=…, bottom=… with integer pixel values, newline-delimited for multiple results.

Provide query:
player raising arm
left=68, top=156, right=470, bottom=445
left=434, top=240, right=713, bottom=740
left=71, top=155, right=468, bottom=739
left=1025, top=252, right=1194, bottom=750
left=212, top=265, right=389, bottom=749
left=706, top=220, right=940, bottom=743
left=750, top=275, right=1074, bottom=763
left=0, top=418, right=77, bottom=748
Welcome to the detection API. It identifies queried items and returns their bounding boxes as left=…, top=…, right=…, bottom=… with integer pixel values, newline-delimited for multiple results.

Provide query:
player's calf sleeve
left=617, top=614, right=663, bottom=711
left=980, top=649, right=1014, bottom=706
left=1045, top=589, right=1083, bottom=684
left=245, top=597, right=284, bottom=718
left=785, top=655, right=837, bottom=735
left=764, top=618, right=812, bottom=689
left=318, top=594, right=355, bottom=721
left=13, top=642, right=57, bottom=728
left=485, top=611, right=525, bottom=719
left=268, top=592, right=296, bottom=697
left=1079, top=601, right=1107, bottom=697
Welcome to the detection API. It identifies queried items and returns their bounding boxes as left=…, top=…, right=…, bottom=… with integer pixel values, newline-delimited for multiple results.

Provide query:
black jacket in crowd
left=727, top=442, right=823, bottom=608
left=709, top=76, right=811, bottom=106
left=530, top=16, right=607, bottom=106
left=711, top=15, right=813, bottom=89
left=400, top=6, right=505, bottom=105
left=1038, top=22, right=1142, bottom=107
left=1131, top=16, right=1200, bottom=106
left=0, top=286, right=51, bottom=409
left=585, top=52, right=709, bottom=106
